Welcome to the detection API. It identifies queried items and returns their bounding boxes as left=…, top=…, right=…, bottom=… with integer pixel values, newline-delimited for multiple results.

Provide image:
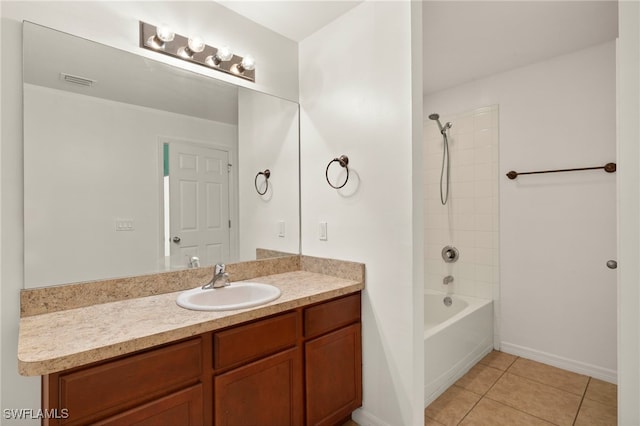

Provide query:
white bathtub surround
left=423, top=290, right=493, bottom=407
left=424, top=105, right=500, bottom=346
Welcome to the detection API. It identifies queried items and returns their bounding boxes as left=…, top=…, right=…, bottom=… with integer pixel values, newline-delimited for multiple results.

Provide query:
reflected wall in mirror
left=23, top=22, right=300, bottom=289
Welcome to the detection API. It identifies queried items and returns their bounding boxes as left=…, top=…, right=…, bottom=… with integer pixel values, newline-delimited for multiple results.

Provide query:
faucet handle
left=215, top=263, right=226, bottom=274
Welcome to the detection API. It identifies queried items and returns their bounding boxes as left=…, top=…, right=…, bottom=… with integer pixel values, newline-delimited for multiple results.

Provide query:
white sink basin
left=176, top=282, right=281, bottom=311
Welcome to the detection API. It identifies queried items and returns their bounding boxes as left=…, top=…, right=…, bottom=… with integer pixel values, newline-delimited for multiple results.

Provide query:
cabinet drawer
left=58, top=338, right=202, bottom=425
left=94, top=384, right=203, bottom=426
left=304, top=293, right=361, bottom=338
left=214, top=312, right=298, bottom=370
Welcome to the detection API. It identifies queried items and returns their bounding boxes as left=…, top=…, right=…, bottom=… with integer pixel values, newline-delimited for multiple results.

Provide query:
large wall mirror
left=23, top=22, right=300, bottom=289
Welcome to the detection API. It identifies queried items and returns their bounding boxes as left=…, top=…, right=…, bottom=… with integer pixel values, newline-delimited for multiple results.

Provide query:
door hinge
left=229, top=220, right=231, bottom=228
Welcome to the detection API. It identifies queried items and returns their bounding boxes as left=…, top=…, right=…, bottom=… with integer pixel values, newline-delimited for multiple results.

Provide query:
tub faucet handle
left=442, top=246, right=459, bottom=263
left=443, top=275, right=454, bottom=285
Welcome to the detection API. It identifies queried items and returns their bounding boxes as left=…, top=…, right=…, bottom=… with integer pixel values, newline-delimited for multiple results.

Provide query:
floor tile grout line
left=484, top=358, right=512, bottom=395
left=572, top=377, right=591, bottom=426
left=503, top=356, right=590, bottom=399
left=504, top=369, right=589, bottom=398
left=485, top=370, right=583, bottom=425
left=454, top=357, right=514, bottom=425
left=477, top=354, right=518, bottom=372
left=453, top=390, right=484, bottom=425
left=484, top=355, right=568, bottom=426
left=505, top=358, right=590, bottom=397
left=425, top=351, right=513, bottom=425
left=430, top=351, right=616, bottom=426
left=482, top=395, right=563, bottom=426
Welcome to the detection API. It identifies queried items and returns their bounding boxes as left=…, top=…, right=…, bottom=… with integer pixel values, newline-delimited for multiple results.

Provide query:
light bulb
left=156, top=24, right=175, bottom=43
left=240, top=55, right=256, bottom=71
left=187, top=36, right=205, bottom=53
left=206, top=46, right=234, bottom=67
left=216, top=46, right=233, bottom=62
left=147, top=23, right=174, bottom=49
left=178, top=36, right=206, bottom=59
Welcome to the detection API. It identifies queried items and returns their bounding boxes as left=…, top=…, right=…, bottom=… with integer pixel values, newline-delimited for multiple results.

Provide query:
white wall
left=617, top=1, right=640, bottom=422
left=424, top=42, right=617, bottom=381
left=300, top=2, right=423, bottom=425
left=24, top=84, right=237, bottom=287
left=238, top=88, right=300, bottom=259
left=1, top=1, right=297, bottom=422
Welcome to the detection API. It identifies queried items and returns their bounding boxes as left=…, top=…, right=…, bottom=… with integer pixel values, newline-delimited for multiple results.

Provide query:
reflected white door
left=168, top=141, right=230, bottom=268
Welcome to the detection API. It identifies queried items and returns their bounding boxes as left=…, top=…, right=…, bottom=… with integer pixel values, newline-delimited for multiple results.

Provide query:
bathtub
left=424, top=290, right=494, bottom=407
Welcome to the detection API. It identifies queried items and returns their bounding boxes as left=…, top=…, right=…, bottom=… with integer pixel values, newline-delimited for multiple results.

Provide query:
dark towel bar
left=506, top=162, right=616, bottom=180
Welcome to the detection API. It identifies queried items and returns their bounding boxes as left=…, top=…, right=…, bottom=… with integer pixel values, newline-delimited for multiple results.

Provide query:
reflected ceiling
left=24, top=22, right=238, bottom=123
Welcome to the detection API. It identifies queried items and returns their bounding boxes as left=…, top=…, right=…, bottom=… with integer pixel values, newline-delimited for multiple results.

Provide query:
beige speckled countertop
left=18, top=266, right=364, bottom=376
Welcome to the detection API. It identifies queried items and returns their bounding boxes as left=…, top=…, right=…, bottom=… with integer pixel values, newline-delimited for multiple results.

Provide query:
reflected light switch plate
left=319, top=222, right=327, bottom=241
left=115, top=219, right=134, bottom=231
left=277, top=221, right=285, bottom=238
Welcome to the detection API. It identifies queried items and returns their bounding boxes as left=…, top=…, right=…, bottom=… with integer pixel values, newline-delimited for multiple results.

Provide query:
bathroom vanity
left=18, top=256, right=364, bottom=426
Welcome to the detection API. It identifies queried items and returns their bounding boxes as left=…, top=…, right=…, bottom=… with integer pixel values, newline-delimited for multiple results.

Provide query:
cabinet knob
left=606, top=260, right=617, bottom=269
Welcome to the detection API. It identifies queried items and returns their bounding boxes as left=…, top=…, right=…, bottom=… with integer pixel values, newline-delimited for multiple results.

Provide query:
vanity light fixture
left=139, top=21, right=256, bottom=82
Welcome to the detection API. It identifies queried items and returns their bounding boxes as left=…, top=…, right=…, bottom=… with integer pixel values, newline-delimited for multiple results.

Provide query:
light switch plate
left=115, top=219, right=134, bottom=231
left=319, top=222, right=328, bottom=241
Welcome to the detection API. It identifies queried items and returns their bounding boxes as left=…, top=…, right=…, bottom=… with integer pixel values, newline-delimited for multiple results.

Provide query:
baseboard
left=500, top=342, right=617, bottom=384
left=351, top=408, right=393, bottom=426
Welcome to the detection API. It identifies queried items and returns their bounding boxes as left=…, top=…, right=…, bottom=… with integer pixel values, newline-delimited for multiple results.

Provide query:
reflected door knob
left=606, top=260, right=617, bottom=269
left=172, top=236, right=181, bottom=243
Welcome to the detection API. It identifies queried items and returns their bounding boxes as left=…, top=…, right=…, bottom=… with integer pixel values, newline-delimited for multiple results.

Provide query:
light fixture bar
left=139, top=21, right=255, bottom=83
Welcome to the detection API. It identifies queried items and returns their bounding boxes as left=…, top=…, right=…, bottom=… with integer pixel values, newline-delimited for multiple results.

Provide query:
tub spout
left=443, top=275, right=454, bottom=285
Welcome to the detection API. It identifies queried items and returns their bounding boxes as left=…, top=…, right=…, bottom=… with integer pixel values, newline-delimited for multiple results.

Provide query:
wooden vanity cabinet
left=42, top=292, right=361, bottom=426
left=212, top=311, right=303, bottom=425
left=304, top=293, right=362, bottom=426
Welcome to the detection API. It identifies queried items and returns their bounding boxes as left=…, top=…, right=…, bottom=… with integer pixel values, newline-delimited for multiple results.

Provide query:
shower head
left=429, top=112, right=452, bottom=134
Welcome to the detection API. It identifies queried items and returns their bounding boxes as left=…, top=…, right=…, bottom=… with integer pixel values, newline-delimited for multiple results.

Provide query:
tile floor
left=424, top=351, right=617, bottom=426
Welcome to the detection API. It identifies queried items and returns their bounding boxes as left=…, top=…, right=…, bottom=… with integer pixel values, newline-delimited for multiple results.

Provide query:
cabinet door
left=214, top=348, right=303, bottom=426
left=94, top=384, right=203, bottom=426
left=305, top=323, right=362, bottom=426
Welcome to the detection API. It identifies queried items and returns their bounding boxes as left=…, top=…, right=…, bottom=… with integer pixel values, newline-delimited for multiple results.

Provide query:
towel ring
left=255, top=169, right=270, bottom=195
left=326, top=155, right=349, bottom=189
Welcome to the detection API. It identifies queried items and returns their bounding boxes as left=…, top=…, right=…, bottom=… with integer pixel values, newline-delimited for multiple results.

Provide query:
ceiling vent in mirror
left=139, top=21, right=256, bottom=83
left=60, top=73, right=96, bottom=87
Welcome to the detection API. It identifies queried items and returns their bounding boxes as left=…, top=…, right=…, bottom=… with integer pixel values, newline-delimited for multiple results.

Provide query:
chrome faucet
left=443, top=275, right=454, bottom=285
left=202, top=263, right=230, bottom=289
